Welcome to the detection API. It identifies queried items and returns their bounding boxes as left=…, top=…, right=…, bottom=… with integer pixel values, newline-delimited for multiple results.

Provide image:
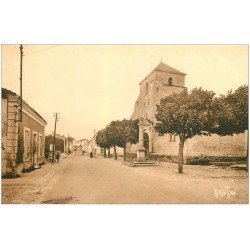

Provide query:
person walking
left=56, top=151, right=60, bottom=163
left=90, top=152, right=93, bottom=158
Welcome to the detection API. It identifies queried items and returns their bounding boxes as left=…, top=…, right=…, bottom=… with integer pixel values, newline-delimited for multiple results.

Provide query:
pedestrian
left=48, top=152, right=52, bottom=162
left=90, top=152, right=93, bottom=158
left=56, top=151, right=60, bottom=163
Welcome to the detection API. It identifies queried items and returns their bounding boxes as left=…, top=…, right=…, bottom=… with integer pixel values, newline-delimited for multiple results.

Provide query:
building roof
left=154, top=62, right=186, bottom=75
left=1, top=87, right=47, bottom=125
left=139, top=62, right=186, bottom=84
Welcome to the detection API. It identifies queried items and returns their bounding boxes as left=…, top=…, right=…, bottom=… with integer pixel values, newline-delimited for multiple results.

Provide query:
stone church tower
left=128, top=62, right=186, bottom=155
left=131, top=62, right=186, bottom=122
left=127, top=62, right=247, bottom=162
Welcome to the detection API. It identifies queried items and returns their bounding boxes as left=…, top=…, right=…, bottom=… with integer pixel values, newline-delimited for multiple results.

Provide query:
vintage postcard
left=1, top=45, right=248, bottom=204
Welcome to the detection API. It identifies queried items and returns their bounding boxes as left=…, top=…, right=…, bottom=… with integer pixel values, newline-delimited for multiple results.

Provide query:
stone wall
left=152, top=134, right=179, bottom=155
left=1, top=99, right=8, bottom=174
left=184, top=132, right=248, bottom=157
left=127, top=131, right=247, bottom=163
left=155, top=71, right=185, bottom=87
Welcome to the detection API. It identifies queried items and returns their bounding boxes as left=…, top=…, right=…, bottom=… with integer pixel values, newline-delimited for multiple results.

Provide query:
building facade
left=126, top=62, right=247, bottom=162
left=45, top=134, right=67, bottom=154
left=87, top=134, right=102, bottom=155
left=2, top=88, right=47, bottom=175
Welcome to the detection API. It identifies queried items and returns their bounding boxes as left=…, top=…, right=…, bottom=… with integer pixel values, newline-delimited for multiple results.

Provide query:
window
left=168, top=77, right=173, bottom=86
left=145, top=82, right=148, bottom=95
left=170, top=134, right=176, bottom=142
left=24, top=127, right=31, bottom=160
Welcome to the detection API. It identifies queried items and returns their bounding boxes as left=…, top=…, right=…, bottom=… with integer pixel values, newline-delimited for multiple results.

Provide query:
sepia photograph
left=1, top=45, right=248, bottom=204
left=1, top=1, right=250, bottom=250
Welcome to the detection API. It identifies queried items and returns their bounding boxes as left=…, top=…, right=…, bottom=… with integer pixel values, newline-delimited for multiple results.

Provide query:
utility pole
left=19, top=44, right=23, bottom=122
left=52, top=113, right=60, bottom=163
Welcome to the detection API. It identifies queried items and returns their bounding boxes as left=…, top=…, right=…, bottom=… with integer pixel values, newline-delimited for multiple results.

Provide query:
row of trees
left=95, top=119, right=139, bottom=161
left=96, top=85, right=248, bottom=173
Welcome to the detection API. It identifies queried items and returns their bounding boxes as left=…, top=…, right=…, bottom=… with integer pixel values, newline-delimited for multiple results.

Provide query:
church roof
left=139, top=62, right=186, bottom=84
left=154, top=62, right=186, bottom=76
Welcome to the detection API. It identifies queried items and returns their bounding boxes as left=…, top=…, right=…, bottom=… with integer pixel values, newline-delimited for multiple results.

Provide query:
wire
left=3, top=45, right=60, bottom=76
left=24, top=45, right=60, bottom=56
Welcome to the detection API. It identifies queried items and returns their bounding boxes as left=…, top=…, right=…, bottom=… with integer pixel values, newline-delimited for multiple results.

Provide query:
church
left=126, top=62, right=247, bottom=163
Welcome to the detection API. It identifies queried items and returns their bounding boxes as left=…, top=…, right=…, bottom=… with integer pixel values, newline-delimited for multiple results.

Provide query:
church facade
left=126, top=62, right=247, bottom=162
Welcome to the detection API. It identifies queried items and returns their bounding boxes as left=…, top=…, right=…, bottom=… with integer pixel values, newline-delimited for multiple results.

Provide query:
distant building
left=76, top=139, right=90, bottom=152
left=45, top=134, right=75, bottom=155
left=1, top=88, right=47, bottom=175
left=87, top=134, right=102, bottom=155
left=45, top=134, right=66, bottom=154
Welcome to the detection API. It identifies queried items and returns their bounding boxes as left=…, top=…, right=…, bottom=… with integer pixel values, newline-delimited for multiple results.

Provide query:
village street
left=1, top=151, right=248, bottom=204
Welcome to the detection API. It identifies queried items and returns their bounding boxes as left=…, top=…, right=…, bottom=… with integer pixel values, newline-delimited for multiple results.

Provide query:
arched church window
left=145, top=82, right=148, bottom=95
left=168, top=77, right=173, bottom=86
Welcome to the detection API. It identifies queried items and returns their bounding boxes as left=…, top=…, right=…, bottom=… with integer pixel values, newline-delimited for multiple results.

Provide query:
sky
left=2, top=45, right=248, bottom=141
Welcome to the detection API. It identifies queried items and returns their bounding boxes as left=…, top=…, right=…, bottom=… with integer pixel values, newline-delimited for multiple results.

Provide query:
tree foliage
left=155, top=88, right=217, bottom=140
left=212, top=85, right=248, bottom=136
left=114, top=119, right=139, bottom=148
left=107, top=119, right=139, bottom=161
left=155, top=88, right=218, bottom=173
left=95, top=129, right=112, bottom=149
left=97, top=119, right=139, bottom=161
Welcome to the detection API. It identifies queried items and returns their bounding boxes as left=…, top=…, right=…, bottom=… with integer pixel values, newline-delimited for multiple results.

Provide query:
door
left=143, top=132, right=149, bottom=156
left=33, top=132, right=38, bottom=165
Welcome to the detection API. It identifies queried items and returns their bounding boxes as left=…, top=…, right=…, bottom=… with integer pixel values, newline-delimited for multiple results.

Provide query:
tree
left=212, top=85, right=248, bottom=136
left=155, top=88, right=217, bottom=173
left=95, top=129, right=112, bottom=157
left=106, top=121, right=121, bottom=160
left=114, top=119, right=139, bottom=162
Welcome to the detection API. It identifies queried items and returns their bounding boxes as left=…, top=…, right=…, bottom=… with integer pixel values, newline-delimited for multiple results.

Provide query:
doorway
left=32, top=132, right=38, bottom=165
left=143, top=132, right=149, bottom=156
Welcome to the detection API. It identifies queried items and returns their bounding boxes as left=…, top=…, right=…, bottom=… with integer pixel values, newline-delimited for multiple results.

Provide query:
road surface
left=2, top=152, right=248, bottom=204
left=39, top=152, right=248, bottom=204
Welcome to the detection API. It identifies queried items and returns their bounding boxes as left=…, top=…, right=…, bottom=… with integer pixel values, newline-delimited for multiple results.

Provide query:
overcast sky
left=2, top=45, right=248, bottom=140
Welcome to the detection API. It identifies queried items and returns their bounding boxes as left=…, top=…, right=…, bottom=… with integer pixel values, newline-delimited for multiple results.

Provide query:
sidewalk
left=1, top=154, right=70, bottom=204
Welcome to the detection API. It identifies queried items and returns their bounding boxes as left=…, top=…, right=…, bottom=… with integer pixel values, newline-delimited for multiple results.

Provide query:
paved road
left=42, top=152, right=183, bottom=204
left=3, top=152, right=247, bottom=204
left=40, top=152, right=248, bottom=204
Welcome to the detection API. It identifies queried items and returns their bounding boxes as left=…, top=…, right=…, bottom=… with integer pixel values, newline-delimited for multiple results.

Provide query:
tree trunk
left=104, top=148, right=106, bottom=157
left=123, top=145, right=126, bottom=162
left=178, top=137, right=185, bottom=174
left=114, top=145, right=117, bottom=160
left=108, top=148, right=110, bottom=158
